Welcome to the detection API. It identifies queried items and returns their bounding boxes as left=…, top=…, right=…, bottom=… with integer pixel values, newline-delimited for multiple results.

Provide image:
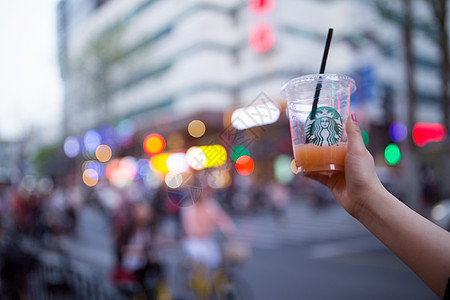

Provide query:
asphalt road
left=66, top=200, right=437, bottom=300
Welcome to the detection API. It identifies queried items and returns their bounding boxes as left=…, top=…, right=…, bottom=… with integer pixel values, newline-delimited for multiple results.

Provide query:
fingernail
left=351, top=113, right=358, bottom=123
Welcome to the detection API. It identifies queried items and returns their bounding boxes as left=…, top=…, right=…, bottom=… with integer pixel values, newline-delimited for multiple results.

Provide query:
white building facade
left=57, top=0, right=445, bottom=136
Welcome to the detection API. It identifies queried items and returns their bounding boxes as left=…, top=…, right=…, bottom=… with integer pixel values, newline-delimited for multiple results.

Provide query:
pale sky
left=0, top=0, right=63, bottom=141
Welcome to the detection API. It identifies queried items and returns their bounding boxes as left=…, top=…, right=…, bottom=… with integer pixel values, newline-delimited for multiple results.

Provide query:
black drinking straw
left=310, top=28, right=334, bottom=120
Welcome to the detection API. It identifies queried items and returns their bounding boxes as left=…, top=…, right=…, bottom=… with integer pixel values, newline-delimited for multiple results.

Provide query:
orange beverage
left=282, top=74, right=356, bottom=175
left=294, top=142, right=347, bottom=173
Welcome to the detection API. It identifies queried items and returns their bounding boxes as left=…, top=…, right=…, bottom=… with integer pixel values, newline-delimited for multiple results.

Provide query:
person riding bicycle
left=181, top=182, right=236, bottom=270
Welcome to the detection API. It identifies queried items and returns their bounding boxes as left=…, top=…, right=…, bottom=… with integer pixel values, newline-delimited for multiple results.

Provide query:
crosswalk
left=233, top=201, right=382, bottom=255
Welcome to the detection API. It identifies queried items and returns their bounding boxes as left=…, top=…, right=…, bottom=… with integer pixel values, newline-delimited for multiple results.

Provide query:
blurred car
left=430, top=199, right=450, bottom=231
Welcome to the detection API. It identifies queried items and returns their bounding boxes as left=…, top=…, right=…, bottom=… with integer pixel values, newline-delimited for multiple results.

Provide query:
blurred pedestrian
left=181, top=182, right=235, bottom=270
left=266, top=180, right=290, bottom=225
left=307, top=113, right=450, bottom=299
left=116, top=201, right=164, bottom=297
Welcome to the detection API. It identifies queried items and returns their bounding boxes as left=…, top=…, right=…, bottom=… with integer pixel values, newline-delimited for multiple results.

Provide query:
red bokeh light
left=236, top=155, right=254, bottom=176
left=249, top=23, right=275, bottom=53
left=105, top=158, right=138, bottom=182
left=412, top=122, right=447, bottom=147
left=143, top=133, right=165, bottom=155
left=248, top=0, right=275, bottom=15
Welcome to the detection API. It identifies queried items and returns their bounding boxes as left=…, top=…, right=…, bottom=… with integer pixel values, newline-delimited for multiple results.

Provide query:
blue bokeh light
left=64, top=136, right=80, bottom=158
left=84, top=130, right=102, bottom=153
left=389, top=122, right=407, bottom=142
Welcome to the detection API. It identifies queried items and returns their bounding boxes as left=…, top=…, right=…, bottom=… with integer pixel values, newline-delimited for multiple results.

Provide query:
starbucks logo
left=305, top=107, right=343, bottom=146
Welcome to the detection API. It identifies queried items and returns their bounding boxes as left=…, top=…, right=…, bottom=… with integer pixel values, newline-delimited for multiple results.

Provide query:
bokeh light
left=200, top=145, right=227, bottom=168
left=96, top=145, right=112, bottom=162
left=188, top=120, right=206, bottom=138
left=249, top=23, right=275, bottom=53
left=384, top=144, right=401, bottom=166
left=186, top=145, right=227, bottom=169
left=165, top=171, right=183, bottom=188
left=412, top=122, right=446, bottom=147
left=105, top=157, right=137, bottom=183
left=37, top=178, right=54, bottom=195
left=431, top=204, right=447, bottom=221
left=274, top=155, right=294, bottom=184
left=21, top=175, right=37, bottom=192
left=231, top=145, right=250, bottom=162
left=136, top=159, right=162, bottom=188
left=116, top=119, right=135, bottom=146
left=186, top=146, right=206, bottom=170
left=231, top=101, right=280, bottom=129
left=389, top=122, right=407, bottom=142
left=64, top=136, right=80, bottom=158
left=83, top=160, right=104, bottom=179
left=98, top=124, right=115, bottom=147
left=143, top=133, right=166, bottom=155
left=84, top=130, right=102, bottom=153
left=136, top=159, right=151, bottom=178
left=361, top=130, right=369, bottom=147
left=150, top=153, right=170, bottom=174
left=166, top=152, right=189, bottom=173
left=236, top=155, right=254, bottom=176
left=290, top=159, right=298, bottom=174
left=207, top=169, right=231, bottom=189
left=83, top=169, right=99, bottom=187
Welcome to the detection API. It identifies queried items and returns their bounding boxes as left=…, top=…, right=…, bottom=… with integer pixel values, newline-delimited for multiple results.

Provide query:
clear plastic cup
left=281, top=74, right=357, bottom=174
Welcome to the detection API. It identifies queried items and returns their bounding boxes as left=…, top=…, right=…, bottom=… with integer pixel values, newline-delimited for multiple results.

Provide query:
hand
left=306, top=114, right=385, bottom=219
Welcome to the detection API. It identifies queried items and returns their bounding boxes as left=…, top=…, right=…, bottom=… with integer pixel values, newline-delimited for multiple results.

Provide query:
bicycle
left=112, top=263, right=172, bottom=300
left=174, top=239, right=253, bottom=300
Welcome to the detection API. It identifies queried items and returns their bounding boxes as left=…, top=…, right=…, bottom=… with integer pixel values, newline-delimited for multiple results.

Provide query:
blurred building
left=57, top=0, right=444, bottom=135
left=56, top=0, right=450, bottom=202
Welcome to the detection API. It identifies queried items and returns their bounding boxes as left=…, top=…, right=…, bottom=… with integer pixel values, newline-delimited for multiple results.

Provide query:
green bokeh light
left=384, top=144, right=401, bottom=166
left=361, top=130, right=369, bottom=147
left=231, top=145, right=250, bottom=162
left=274, top=155, right=294, bottom=184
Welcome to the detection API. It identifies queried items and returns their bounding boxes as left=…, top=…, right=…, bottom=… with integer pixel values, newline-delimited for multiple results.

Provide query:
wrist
left=353, top=182, right=391, bottom=227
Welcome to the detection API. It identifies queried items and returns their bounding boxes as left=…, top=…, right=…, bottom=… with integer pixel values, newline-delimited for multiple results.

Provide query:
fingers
left=346, top=113, right=365, bottom=154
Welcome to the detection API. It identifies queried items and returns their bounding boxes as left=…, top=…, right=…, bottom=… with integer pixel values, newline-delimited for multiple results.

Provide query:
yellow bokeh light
left=186, top=145, right=227, bottom=169
left=150, top=153, right=170, bottom=174
left=199, top=145, right=227, bottom=168
left=96, top=145, right=112, bottom=162
left=83, top=169, right=99, bottom=187
left=188, top=120, right=206, bottom=138
left=290, top=159, right=298, bottom=174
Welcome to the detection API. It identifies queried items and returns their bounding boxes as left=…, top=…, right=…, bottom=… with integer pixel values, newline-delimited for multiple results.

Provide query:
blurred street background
left=0, top=0, right=449, bottom=299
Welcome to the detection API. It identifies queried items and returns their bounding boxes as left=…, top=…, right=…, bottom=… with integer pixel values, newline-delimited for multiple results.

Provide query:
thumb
left=346, top=113, right=365, bottom=153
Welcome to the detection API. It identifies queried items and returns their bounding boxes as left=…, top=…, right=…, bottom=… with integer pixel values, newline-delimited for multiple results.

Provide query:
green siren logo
left=305, top=106, right=343, bottom=146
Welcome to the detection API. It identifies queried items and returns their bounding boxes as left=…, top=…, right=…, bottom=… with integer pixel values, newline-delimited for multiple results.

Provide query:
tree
left=72, top=21, right=127, bottom=128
